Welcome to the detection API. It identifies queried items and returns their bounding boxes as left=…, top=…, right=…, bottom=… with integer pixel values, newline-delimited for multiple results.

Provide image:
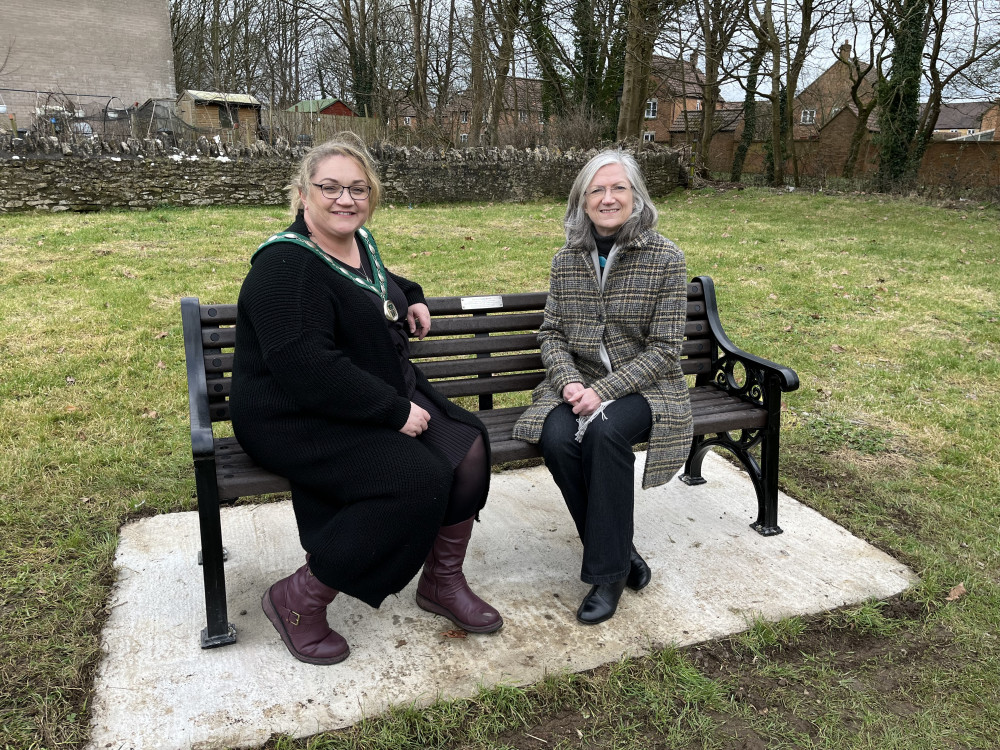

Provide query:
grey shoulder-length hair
left=564, top=149, right=658, bottom=251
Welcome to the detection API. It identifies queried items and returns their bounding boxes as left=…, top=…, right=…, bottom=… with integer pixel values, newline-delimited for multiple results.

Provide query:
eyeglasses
left=312, top=183, right=372, bottom=201
left=587, top=184, right=631, bottom=200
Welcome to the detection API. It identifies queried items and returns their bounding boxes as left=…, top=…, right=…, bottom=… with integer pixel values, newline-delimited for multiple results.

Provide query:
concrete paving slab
left=87, top=452, right=917, bottom=750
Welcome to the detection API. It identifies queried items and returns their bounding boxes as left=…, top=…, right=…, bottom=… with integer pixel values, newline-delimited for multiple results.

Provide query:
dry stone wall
left=0, top=138, right=684, bottom=213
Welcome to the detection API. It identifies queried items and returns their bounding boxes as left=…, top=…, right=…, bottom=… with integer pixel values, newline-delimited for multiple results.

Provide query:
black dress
left=230, top=216, right=490, bottom=607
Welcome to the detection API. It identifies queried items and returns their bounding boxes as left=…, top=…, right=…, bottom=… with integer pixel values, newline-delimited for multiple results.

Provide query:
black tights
left=440, top=434, right=488, bottom=526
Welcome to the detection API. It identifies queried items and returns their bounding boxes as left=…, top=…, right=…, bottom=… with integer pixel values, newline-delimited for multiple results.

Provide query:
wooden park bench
left=181, top=276, right=799, bottom=647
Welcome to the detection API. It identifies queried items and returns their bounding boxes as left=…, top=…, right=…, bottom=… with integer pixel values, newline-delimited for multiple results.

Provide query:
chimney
left=839, top=42, right=851, bottom=62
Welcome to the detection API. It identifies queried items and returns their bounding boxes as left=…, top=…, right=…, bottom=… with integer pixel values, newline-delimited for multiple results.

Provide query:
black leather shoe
left=626, top=546, right=651, bottom=591
left=576, top=578, right=628, bottom=625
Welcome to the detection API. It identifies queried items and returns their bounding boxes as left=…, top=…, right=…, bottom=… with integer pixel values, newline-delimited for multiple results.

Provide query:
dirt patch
left=484, top=597, right=957, bottom=750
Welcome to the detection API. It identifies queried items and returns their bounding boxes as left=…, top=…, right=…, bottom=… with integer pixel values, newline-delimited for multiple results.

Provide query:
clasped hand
left=400, top=401, right=430, bottom=436
left=563, top=382, right=602, bottom=416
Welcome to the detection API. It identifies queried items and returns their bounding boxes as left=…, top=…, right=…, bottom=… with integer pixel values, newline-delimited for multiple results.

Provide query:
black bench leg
left=752, top=427, right=783, bottom=537
left=193, top=458, right=237, bottom=648
left=680, top=432, right=783, bottom=537
left=680, top=435, right=708, bottom=486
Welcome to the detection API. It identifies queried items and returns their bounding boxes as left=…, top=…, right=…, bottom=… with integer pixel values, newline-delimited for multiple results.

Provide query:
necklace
left=254, top=228, right=398, bottom=321
left=354, top=258, right=372, bottom=283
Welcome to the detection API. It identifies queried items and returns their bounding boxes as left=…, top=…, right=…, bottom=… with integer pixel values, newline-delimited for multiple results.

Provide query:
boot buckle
left=288, top=610, right=301, bottom=626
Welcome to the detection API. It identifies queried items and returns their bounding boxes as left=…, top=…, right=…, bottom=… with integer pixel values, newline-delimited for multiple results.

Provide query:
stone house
left=0, top=0, right=176, bottom=135
left=175, top=90, right=262, bottom=145
left=640, top=56, right=706, bottom=144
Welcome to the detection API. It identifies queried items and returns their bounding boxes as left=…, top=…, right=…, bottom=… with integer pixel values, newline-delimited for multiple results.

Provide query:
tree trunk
left=731, top=40, right=765, bottom=182
left=469, top=0, right=487, bottom=145
left=875, top=0, right=927, bottom=189
left=487, top=0, right=520, bottom=146
left=617, top=0, right=659, bottom=140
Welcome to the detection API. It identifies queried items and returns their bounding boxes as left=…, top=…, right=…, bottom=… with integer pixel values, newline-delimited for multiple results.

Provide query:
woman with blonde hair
left=230, top=135, right=502, bottom=665
left=514, top=148, right=692, bottom=625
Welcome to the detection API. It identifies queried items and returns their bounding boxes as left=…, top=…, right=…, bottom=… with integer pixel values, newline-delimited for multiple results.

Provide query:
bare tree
left=618, top=0, right=674, bottom=140
left=911, top=0, right=1000, bottom=162
left=746, top=0, right=835, bottom=185
left=828, top=2, right=885, bottom=177
left=523, top=0, right=626, bottom=137
left=689, top=0, right=745, bottom=176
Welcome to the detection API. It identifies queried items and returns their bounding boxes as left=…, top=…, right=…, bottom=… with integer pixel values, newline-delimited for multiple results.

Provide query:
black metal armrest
left=693, top=276, right=800, bottom=393
left=181, top=297, right=217, bottom=458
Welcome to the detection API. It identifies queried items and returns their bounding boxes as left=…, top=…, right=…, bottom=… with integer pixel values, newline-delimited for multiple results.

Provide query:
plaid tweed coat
left=512, top=228, right=693, bottom=489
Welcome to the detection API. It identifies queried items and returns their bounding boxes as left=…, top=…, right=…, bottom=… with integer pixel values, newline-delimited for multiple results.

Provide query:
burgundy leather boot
left=416, top=518, right=503, bottom=633
left=261, top=563, right=350, bottom=665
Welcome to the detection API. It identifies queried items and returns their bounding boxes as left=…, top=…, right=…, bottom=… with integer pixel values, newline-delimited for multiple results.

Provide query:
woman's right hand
left=400, top=401, right=431, bottom=436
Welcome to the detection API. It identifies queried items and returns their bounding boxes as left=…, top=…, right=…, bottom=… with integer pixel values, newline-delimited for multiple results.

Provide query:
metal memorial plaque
left=460, top=295, right=504, bottom=310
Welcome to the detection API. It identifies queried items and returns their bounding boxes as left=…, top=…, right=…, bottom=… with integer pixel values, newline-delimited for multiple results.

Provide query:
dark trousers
left=539, top=394, right=652, bottom=584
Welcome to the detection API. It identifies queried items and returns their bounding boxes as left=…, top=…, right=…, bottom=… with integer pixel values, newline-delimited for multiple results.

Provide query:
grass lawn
left=1, top=189, right=998, bottom=749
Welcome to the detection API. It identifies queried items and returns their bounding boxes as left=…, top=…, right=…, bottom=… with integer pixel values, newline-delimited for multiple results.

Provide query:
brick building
left=640, top=56, right=706, bottom=143
left=793, top=43, right=876, bottom=140
left=930, top=101, right=993, bottom=139
left=442, top=77, right=545, bottom=146
left=981, top=103, right=1000, bottom=135
left=288, top=98, right=357, bottom=117
left=0, top=0, right=176, bottom=134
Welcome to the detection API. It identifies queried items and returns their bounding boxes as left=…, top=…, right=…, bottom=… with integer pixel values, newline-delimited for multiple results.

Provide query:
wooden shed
left=176, top=90, right=262, bottom=145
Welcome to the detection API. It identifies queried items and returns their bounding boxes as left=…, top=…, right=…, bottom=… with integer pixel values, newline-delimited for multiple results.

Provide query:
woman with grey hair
left=513, top=149, right=692, bottom=624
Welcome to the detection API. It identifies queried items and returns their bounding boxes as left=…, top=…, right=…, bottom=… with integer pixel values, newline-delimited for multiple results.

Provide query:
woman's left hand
left=407, top=303, right=431, bottom=340
left=566, top=387, right=602, bottom=416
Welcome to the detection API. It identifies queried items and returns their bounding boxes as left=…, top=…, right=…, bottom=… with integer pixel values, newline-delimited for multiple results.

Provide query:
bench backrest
left=182, top=281, right=714, bottom=424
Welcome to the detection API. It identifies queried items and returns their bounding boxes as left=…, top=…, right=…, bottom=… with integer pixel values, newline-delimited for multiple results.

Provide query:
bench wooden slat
left=204, top=353, right=234, bottom=373
left=431, top=372, right=546, bottom=398
left=410, top=333, right=540, bottom=358
left=200, top=304, right=237, bottom=324
left=218, top=471, right=290, bottom=499
left=202, top=327, right=236, bottom=348
left=417, top=353, right=544, bottom=379
left=204, top=339, right=711, bottom=379
left=682, top=357, right=712, bottom=376
left=427, top=312, right=543, bottom=336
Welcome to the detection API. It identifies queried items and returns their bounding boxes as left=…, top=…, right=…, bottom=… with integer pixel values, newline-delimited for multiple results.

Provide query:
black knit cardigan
left=230, top=218, right=490, bottom=607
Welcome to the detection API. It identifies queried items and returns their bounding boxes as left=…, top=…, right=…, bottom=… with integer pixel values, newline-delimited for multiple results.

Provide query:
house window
left=695, top=100, right=702, bottom=111
left=831, top=107, right=841, bottom=116
left=800, top=109, right=816, bottom=125
left=519, top=110, right=528, bottom=123
left=460, top=111, right=469, bottom=124
left=218, top=105, right=234, bottom=128
left=459, top=133, right=468, bottom=144
left=643, top=132, right=655, bottom=143
left=403, top=116, right=411, bottom=126
left=645, top=99, right=657, bottom=119
left=969, top=129, right=976, bottom=134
